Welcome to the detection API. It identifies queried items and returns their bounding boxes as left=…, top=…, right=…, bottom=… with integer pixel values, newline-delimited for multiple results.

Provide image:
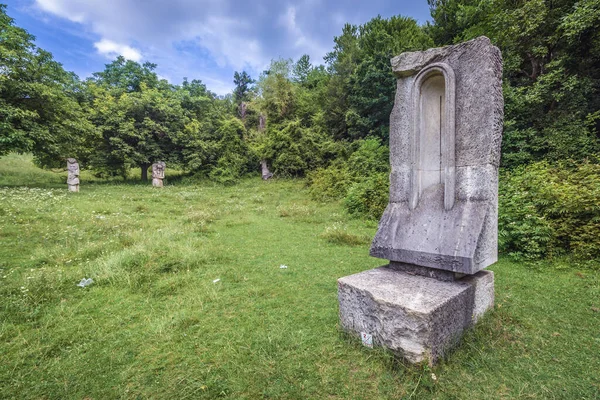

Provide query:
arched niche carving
left=409, top=63, right=456, bottom=211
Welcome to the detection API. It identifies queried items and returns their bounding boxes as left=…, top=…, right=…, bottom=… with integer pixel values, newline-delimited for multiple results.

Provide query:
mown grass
left=0, top=154, right=599, bottom=399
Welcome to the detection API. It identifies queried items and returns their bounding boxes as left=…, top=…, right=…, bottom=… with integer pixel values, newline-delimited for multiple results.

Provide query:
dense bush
left=344, top=172, right=389, bottom=220
left=308, top=138, right=389, bottom=219
left=499, top=160, right=600, bottom=263
left=207, top=118, right=254, bottom=185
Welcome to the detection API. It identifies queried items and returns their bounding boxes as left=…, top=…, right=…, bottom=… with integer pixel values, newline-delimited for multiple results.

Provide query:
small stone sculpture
left=66, top=158, right=80, bottom=192
left=261, top=160, right=273, bottom=180
left=152, top=162, right=165, bottom=187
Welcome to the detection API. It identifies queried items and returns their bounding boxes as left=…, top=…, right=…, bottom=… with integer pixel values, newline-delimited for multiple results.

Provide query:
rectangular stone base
left=338, top=266, right=494, bottom=364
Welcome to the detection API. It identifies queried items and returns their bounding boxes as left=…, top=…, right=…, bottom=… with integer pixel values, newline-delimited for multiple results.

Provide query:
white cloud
left=34, top=0, right=271, bottom=72
left=35, top=0, right=86, bottom=22
left=30, top=0, right=366, bottom=92
left=94, top=39, right=142, bottom=62
left=190, top=16, right=268, bottom=72
left=278, top=6, right=328, bottom=64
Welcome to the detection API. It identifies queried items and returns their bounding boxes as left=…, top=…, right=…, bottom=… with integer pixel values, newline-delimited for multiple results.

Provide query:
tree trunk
left=141, top=163, right=151, bottom=181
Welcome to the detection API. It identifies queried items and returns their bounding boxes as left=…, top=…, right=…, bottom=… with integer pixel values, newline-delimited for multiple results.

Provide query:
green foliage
left=427, top=0, right=600, bottom=168
left=0, top=5, right=93, bottom=166
left=307, top=160, right=353, bottom=201
left=308, top=138, right=389, bottom=219
left=90, top=56, right=159, bottom=93
left=88, top=80, right=187, bottom=179
left=324, top=16, right=433, bottom=141
left=499, top=161, right=600, bottom=263
left=233, top=70, right=254, bottom=104
left=208, top=118, right=253, bottom=184
left=263, top=119, right=335, bottom=177
left=344, top=172, right=389, bottom=220
left=254, top=58, right=296, bottom=124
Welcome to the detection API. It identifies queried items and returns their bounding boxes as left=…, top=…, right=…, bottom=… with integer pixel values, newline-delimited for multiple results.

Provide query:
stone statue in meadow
left=152, top=162, right=166, bottom=187
left=66, top=158, right=80, bottom=192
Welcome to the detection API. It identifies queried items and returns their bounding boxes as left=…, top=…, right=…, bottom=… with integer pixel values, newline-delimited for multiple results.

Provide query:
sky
left=4, top=0, right=432, bottom=95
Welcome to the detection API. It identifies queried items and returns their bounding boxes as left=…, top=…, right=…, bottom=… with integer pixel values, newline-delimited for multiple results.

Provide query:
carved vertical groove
left=409, top=63, right=456, bottom=211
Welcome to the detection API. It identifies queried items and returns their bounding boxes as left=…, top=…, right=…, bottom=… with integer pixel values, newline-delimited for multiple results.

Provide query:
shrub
left=307, top=138, right=390, bottom=219
left=208, top=154, right=244, bottom=185
left=344, top=172, right=389, bottom=220
left=499, top=160, right=600, bottom=263
left=306, top=160, right=352, bottom=201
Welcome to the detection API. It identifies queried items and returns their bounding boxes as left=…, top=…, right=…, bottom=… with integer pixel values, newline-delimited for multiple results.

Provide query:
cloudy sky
left=5, top=0, right=431, bottom=95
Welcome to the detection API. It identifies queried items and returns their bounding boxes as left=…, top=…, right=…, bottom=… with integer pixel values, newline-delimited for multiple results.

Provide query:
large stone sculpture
left=152, top=162, right=166, bottom=187
left=338, top=37, right=503, bottom=364
left=66, top=158, right=80, bottom=192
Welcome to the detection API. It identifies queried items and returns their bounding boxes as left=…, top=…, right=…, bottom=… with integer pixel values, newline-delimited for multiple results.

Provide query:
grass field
left=1, top=154, right=599, bottom=399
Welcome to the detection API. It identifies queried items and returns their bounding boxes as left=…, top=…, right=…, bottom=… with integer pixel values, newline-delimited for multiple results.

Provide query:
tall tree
left=91, top=56, right=159, bottom=94
left=0, top=5, right=93, bottom=167
left=324, top=16, right=433, bottom=141
left=233, top=71, right=255, bottom=104
left=292, top=54, right=312, bottom=85
left=427, top=0, right=600, bottom=167
left=88, top=59, right=187, bottom=180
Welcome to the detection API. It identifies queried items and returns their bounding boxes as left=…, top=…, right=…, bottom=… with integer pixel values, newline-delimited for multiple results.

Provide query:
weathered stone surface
left=338, top=266, right=494, bottom=364
left=389, top=261, right=465, bottom=282
left=261, top=160, right=273, bottom=180
left=66, top=158, right=79, bottom=192
left=371, top=36, right=503, bottom=274
left=152, top=162, right=165, bottom=188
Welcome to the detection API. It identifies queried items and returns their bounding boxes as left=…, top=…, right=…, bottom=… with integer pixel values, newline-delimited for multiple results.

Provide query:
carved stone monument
left=152, top=162, right=165, bottom=187
left=338, top=37, right=503, bottom=364
left=66, top=158, right=80, bottom=192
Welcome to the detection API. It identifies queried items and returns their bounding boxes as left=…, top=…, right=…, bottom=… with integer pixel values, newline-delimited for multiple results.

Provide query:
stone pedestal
left=152, top=178, right=163, bottom=188
left=338, top=266, right=494, bottom=364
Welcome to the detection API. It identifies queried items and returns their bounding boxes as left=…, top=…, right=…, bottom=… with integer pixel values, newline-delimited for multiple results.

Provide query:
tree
left=176, top=78, right=229, bottom=173
left=292, top=54, right=312, bottom=85
left=324, top=16, right=432, bottom=141
left=91, top=56, right=159, bottom=94
left=89, top=78, right=187, bottom=180
left=0, top=5, right=93, bottom=167
left=427, top=0, right=600, bottom=167
left=233, top=71, right=255, bottom=104
left=254, top=59, right=296, bottom=124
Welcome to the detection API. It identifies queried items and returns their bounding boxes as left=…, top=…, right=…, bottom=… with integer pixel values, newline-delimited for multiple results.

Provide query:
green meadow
left=0, top=154, right=599, bottom=399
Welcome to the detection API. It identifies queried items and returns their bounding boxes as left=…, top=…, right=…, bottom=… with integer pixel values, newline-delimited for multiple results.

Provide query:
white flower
left=212, top=278, right=220, bottom=283
left=279, top=265, right=288, bottom=269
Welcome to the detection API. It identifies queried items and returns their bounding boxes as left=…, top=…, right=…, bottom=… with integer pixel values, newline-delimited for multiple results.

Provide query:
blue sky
left=4, top=0, right=432, bottom=95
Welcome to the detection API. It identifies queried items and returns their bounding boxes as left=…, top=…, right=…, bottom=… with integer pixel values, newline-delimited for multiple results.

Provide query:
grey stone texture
left=338, top=266, right=494, bottom=364
left=66, top=158, right=80, bottom=192
left=370, top=36, right=504, bottom=274
left=152, top=162, right=166, bottom=188
left=261, top=160, right=273, bottom=180
left=389, top=261, right=465, bottom=282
